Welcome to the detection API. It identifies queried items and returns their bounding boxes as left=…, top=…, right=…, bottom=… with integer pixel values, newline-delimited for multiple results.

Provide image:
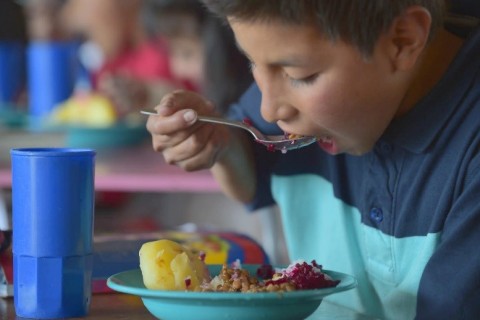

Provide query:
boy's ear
left=386, top=6, right=432, bottom=71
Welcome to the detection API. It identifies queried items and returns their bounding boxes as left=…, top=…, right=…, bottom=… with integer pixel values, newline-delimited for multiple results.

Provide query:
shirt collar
left=383, top=26, right=480, bottom=154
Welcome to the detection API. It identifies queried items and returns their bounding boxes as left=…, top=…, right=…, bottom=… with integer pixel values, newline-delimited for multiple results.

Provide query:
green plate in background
left=0, top=107, right=29, bottom=128
left=66, top=123, right=149, bottom=149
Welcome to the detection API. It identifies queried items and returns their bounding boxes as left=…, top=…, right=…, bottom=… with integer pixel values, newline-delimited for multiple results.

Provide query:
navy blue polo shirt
left=229, top=27, right=480, bottom=319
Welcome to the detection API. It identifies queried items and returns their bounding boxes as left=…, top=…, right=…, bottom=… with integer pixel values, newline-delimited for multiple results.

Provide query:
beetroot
left=184, top=277, right=192, bottom=288
left=199, top=251, right=206, bottom=262
left=262, top=260, right=339, bottom=290
left=242, top=118, right=253, bottom=126
left=256, top=264, right=275, bottom=279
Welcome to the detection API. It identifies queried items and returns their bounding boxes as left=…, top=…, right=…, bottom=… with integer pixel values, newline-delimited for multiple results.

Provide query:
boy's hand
left=146, top=90, right=231, bottom=171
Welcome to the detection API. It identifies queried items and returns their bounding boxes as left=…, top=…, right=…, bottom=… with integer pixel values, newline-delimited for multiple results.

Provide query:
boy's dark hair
left=201, top=0, right=446, bottom=56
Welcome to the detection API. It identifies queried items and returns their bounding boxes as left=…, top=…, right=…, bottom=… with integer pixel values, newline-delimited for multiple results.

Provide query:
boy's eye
left=285, top=73, right=319, bottom=87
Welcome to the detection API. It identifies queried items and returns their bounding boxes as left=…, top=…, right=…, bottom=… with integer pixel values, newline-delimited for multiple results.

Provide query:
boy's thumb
left=183, top=109, right=197, bottom=124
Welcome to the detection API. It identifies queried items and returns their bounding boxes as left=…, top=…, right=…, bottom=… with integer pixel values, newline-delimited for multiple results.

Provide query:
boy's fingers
left=161, top=126, right=219, bottom=170
left=146, top=109, right=198, bottom=136
left=154, top=90, right=215, bottom=117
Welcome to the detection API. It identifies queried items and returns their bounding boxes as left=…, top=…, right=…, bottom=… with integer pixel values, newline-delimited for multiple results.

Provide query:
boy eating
left=146, top=1, right=480, bottom=318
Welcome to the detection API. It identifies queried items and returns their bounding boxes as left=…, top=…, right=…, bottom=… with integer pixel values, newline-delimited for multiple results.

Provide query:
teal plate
left=107, top=264, right=357, bottom=320
left=66, top=124, right=149, bottom=149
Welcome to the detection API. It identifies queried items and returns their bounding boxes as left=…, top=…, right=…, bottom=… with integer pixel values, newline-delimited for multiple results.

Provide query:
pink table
left=0, top=144, right=220, bottom=193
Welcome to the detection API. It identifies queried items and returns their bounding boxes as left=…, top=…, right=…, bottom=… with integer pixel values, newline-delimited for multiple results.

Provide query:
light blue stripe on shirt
left=272, top=174, right=441, bottom=319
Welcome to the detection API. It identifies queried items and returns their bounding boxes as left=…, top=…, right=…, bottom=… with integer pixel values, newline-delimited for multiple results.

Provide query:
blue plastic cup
left=11, top=148, right=95, bottom=319
left=27, top=41, right=78, bottom=121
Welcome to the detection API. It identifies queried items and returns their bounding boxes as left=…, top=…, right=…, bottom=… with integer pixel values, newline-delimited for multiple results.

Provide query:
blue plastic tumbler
left=27, top=41, right=77, bottom=121
left=11, top=148, right=95, bottom=319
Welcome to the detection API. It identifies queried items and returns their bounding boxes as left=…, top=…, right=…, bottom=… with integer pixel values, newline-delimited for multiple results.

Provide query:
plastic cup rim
left=10, top=148, right=96, bottom=157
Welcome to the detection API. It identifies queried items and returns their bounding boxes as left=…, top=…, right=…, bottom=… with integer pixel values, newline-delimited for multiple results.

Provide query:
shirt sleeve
left=416, top=158, right=480, bottom=318
left=227, top=83, right=281, bottom=211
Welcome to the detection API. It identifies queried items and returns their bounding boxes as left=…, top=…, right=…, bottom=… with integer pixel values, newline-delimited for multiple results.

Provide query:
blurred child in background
left=142, top=0, right=252, bottom=113
left=59, top=0, right=184, bottom=117
left=23, top=0, right=66, bottom=41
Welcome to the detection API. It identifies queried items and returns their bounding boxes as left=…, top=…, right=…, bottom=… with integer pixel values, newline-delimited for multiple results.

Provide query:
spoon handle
left=140, top=110, right=317, bottom=152
left=197, top=116, right=253, bottom=133
left=140, top=111, right=261, bottom=140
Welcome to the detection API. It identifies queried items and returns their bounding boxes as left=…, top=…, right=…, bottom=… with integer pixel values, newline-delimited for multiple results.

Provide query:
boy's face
left=60, top=0, right=139, bottom=57
left=168, top=36, right=205, bottom=91
left=230, top=20, right=410, bottom=155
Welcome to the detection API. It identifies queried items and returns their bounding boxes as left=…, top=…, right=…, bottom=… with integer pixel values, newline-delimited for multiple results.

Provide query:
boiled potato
left=139, top=239, right=210, bottom=290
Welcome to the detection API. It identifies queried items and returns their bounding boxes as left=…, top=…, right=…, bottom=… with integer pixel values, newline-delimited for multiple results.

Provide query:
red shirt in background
left=93, top=39, right=172, bottom=85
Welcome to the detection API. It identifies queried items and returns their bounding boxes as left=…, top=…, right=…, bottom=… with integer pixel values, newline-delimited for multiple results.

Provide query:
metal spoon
left=140, top=110, right=317, bottom=153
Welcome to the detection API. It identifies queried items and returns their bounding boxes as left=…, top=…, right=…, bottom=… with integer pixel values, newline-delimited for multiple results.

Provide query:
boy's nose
left=255, top=71, right=297, bottom=124
left=257, top=79, right=283, bottom=123
left=259, top=86, right=297, bottom=124
left=259, top=96, right=278, bottom=123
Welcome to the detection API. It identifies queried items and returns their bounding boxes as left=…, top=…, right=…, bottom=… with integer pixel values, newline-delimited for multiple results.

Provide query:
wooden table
left=2, top=293, right=155, bottom=320
left=2, top=293, right=375, bottom=319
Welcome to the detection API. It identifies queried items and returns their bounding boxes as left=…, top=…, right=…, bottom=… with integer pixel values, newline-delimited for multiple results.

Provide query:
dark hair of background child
left=142, top=0, right=253, bottom=114
left=0, top=0, right=27, bottom=42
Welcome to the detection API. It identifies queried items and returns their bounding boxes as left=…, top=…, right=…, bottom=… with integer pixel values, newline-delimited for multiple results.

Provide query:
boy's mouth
left=317, top=136, right=338, bottom=154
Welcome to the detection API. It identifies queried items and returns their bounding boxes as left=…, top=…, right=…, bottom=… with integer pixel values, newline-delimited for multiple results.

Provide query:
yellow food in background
left=139, top=239, right=211, bottom=291
left=49, top=93, right=117, bottom=127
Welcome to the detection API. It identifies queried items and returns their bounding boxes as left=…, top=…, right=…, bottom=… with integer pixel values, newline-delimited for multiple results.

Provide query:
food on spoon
left=286, top=133, right=304, bottom=140
left=242, top=117, right=253, bottom=127
left=139, top=239, right=210, bottom=290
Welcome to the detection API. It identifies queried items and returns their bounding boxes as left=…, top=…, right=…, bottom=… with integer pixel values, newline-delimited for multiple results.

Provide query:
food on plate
left=201, top=260, right=340, bottom=293
left=139, top=239, right=339, bottom=293
left=139, top=239, right=210, bottom=290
